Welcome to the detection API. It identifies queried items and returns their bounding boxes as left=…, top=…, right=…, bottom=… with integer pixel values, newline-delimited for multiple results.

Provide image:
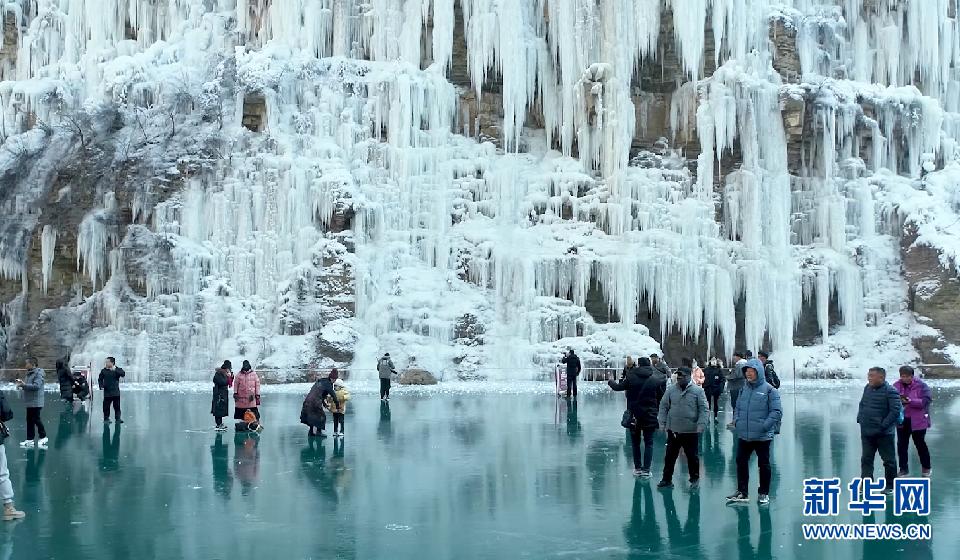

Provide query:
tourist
left=56, top=360, right=73, bottom=404
left=72, top=368, right=90, bottom=402
left=561, top=348, right=582, bottom=399
left=702, top=357, right=725, bottom=420
left=621, top=356, right=635, bottom=381
left=657, top=367, right=708, bottom=490
left=726, top=358, right=782, bottom=505
left=211, top=360, right=233, bottom=432
left=16, top=357, right=48, bottom=449
left=378, top=353, right=396, bottom=401
left=326, top=375, right=350, bottom=437
left=608, top=356, right=665, bottom=477
left=757, top=351, right=781, bottom=389
left=233, top=360, right=261, bottom=422
left=650, top=353, right=670, bottom=379
left=301, top=370, right=338, bottom=437
left=857, top=366, right=902, bottom=491
left=0, top=391, right=25, bottom=521
left=725, top=351, right=747, bottom=428
left=682, top=357, right=704, bottom=387
left=894, top=365, right=931, bottom=478
left=98, top=357, right=125, bottom=423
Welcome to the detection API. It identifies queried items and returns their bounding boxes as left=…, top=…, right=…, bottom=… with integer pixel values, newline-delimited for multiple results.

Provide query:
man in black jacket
left=857, top=367, right=902, bottom=491
left=98, top=357, right=126, bottom=424
left=609, top=357, right=666, bottom=477
left=561, top=348, right=582, bottom=400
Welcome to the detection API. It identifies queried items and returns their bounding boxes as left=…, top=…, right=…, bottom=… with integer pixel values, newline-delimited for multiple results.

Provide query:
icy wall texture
left=1, top=0, right=959, bottom=380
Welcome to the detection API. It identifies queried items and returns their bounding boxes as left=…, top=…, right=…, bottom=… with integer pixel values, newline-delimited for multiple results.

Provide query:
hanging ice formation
left=0, top=0, right=957, bottom=380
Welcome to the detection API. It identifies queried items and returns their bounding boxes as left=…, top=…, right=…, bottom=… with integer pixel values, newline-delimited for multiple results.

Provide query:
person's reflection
left=566, top=401, right=581, bottom=438
left=210, top=433, right=232, bottom=499
left=233, top=433, right=260, bottom=496
left=100, top=424, right=121, bottom=472
left=623, top=481, right=662, bottom=556
left=333, top=437, right=344, bottom=460
left=662, top=488, right=702, bottom=556
left=730, top=505, right=773, bottom=560
left=25, top=448, right=45, bottom=483
left=378, top=401, right=392, bottom=441
left=701, top=425, right=726, bottom=480
left=758, top=506, right=773, bottom=560
left=54, top=407, right=74, bottom=449
left=300, top=436, right=337, bottom=501
left=0, top=518, right=19, bottom=560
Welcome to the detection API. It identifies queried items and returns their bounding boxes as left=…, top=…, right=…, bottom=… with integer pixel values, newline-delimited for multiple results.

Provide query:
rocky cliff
left=1, top=1, right=959, bottom=380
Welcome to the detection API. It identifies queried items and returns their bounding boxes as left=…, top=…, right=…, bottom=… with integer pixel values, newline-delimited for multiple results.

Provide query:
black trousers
left=662, top=431, right=700, bottom=482
left=566, top=374, right=578, bottom=398
left=736, top=439, right=772, bottom=495
left=215, top=416, right=224, bottom=426
left=896, top=418, right=931, bottom=472
left=102, top=396, right=121, bottom=420
left=333, top=413, right=345, bottom=434
left=380, top=378, right=391, bottom=399
left=26, top=407, right=46, bottom=440
left=629, top=426, right=656, bottom=470
left=861, top=433, right=897, bottom=487
left=708, top=393, right=721, bottom=417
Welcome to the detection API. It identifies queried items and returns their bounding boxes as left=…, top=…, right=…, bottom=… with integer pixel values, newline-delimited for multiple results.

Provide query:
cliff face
left=1, top=1, right=959, bottom=380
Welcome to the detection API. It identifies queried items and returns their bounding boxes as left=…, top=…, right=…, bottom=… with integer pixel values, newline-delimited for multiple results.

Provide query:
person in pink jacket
left=682, top=357, right=705, bottom=387
left=894, top=365, right=932, bottom=477
left=233, top=360, right=261, bottom=422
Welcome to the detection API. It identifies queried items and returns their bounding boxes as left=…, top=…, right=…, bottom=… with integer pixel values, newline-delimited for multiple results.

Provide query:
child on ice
left=325, top=379, right=350, bottom=437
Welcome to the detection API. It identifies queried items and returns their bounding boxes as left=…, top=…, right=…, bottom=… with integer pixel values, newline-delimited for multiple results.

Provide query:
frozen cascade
left=0, top=0, right=958, bottom=379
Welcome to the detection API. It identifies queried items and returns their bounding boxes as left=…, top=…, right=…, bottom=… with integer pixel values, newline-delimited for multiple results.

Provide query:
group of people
left=210, top=358, right=354, bottom=438
left=603, top=350, right=932, bottom=506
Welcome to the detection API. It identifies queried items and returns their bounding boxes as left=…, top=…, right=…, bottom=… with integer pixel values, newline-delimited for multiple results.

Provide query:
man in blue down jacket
left=726, top=358, right=782, bottom=505
left=857, top=366, right=902, bottom=491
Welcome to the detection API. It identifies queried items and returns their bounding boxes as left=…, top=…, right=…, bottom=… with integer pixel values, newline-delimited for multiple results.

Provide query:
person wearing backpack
left=0, top=390, right=26, bottom=520
left=726, top=359, right=782, bottom=506
left=857, top=367, right=902, bottom=492
left=757, top=351, right=780, bottom=389
left=378, top=353, right=396, bottom=401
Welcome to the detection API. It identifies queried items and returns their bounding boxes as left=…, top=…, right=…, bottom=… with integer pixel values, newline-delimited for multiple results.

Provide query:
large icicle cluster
left=0, top=0, right=958, bottom=380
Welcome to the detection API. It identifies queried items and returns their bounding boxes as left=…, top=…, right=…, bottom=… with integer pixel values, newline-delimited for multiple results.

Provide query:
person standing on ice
left=561, top=348, right=582, bottom=399
left=757, top=351, right=780, bottom=389
left=702, top=357, right=726, bottom=421
left=682, top=357, right=704, bottom=387
left=0, top=390, right=26, bottom=521
left=656, top=367, right=708, bottom=490
left=16, top=357, right=48, bottom=449
left=233, top=360, right=261, bottom=422
left=98, top=357, right=125, bottom=423
left=608, top=357, right=665, bottom=477
left=894, top=366, right=932, bottom=478
left=725, top=352, right=747, bottom=428
left=56, top=360, right=73, bottom=404
left=726, top=359, right=781, bottom=505
left=857, top=367, right=902, bottom=491
left=378, top=354, right=396, bottom=401
left=211, top=360, right=233, bottom=432
left=650, top=354, right=670, bottom=379
left=301, top=369, right=339, bottom=437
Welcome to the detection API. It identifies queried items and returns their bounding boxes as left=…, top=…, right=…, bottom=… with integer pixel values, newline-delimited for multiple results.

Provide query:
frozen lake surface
left=1, top=381, right=957, bottom=559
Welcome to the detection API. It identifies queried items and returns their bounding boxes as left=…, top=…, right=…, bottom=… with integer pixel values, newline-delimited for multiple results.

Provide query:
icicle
left=40, top=225, right=57, bottom=294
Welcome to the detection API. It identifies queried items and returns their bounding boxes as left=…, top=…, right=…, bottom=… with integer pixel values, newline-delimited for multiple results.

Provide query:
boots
left=2, top=503, right=25, bottom=521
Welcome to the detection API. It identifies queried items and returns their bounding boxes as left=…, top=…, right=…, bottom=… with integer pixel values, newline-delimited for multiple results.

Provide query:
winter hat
left=329, top=368, right=339, bottom=381
left=241, top=360, right=252, bottom=371
left=334, top=379, right=344, bottom=389
left=638, top=357, right=651, bottom=367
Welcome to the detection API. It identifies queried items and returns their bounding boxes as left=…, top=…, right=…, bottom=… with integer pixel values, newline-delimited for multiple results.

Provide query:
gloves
left=255, top=395, right=261, bottom=406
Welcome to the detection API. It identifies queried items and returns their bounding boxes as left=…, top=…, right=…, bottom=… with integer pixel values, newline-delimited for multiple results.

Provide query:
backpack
left=0, top=393, right=12, bottom=422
